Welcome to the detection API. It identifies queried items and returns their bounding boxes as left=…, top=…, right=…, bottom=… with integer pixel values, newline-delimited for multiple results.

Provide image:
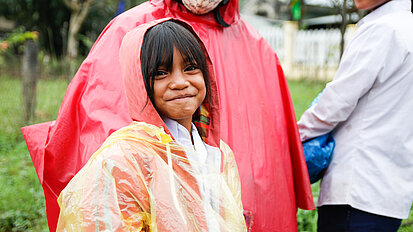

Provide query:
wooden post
left=345, top=24, right=357, bottom=42
left=22, top=40, right=39, bottom=122
left=283, top=21, right=298, bottom=79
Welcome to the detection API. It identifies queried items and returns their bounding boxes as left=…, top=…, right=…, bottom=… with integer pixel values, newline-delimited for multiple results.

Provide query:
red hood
left=119, top=18, right=220, bottom=146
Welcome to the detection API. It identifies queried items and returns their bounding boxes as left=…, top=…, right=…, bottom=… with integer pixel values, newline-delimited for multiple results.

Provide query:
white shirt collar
left=162, top=117, right=208, bottom=164
left=358, top=0, right=411, bottom=27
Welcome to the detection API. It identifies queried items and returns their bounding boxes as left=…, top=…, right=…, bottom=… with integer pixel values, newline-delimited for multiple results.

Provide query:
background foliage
left=0, top=0, right=145, bottom=58
left=0, top=75, right=66, bottom=232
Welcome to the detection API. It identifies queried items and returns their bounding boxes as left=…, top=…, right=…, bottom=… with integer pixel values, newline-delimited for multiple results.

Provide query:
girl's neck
left=176, top=118, right=192, bottom=137
left=162, top=116, right=194, bottom=144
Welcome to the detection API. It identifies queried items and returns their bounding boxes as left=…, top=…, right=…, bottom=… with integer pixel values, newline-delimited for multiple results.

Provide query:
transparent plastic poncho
left=57, top=122, right=247, bottom=231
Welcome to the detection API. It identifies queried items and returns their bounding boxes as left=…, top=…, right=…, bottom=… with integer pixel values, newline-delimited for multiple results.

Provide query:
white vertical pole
left=283, top=21, right=298, bottom=79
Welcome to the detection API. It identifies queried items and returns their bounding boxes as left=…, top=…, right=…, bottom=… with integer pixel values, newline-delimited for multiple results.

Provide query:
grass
left=288, top=79, right=325, bottom=232
left=0, top=75, right=411, bottom=231
left=0, top=75, right=67, bottom=232
left=287, top=78, right=326, bottom=118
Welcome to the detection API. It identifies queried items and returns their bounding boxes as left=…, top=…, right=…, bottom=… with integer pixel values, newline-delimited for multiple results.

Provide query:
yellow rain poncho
left=56, top=18, right=247, bottom=231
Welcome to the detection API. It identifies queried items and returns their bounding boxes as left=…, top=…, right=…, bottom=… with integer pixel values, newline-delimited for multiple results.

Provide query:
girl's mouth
left=168, top=94, right=195, bottom=101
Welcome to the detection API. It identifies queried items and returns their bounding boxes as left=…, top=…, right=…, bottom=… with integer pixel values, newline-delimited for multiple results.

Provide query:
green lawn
left=0, top=75, right=66, bottom=232
left=0, top=75, right=411, bottom=231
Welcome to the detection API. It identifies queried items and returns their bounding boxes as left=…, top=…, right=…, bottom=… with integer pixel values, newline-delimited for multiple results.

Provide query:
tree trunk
left=339, top=0, right=348, bottom=60
left=64, top=0, right=94, bottom=59
left=67, top=16, right=80, bottom=58
left=64, top=0, right=94, bottom=79
left=22, top=40, right=39, bottom=123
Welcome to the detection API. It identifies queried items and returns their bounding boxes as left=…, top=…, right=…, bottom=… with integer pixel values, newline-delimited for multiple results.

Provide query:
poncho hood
left=119, top=18, right=220, bottom=147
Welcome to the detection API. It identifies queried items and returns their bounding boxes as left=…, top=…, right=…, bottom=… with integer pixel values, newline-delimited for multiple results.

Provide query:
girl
left=56, top=19, right=247, bottom=231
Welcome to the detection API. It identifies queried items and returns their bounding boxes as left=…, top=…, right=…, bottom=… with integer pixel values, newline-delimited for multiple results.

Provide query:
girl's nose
left=170, top=71, right=189, bottom=89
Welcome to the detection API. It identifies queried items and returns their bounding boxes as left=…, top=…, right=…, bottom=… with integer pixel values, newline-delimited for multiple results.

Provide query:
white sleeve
left=297, top=22, right=403, bottom=141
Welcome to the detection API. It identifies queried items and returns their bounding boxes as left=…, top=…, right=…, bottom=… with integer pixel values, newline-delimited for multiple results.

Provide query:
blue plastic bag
left=302, top=91, right=335, bottom=184
left=303, top=134, right=335, bottom=183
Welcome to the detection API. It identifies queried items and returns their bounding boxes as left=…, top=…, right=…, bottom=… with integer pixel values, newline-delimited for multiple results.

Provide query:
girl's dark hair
left=140, top=20, right=212, bottom=117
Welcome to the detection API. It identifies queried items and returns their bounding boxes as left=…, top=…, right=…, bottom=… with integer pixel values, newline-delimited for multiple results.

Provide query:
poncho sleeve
left=220, top=140, right=248, bottom=230
left=221, top=140, right=243, bottom=212
left=56, top=139, right=152, bottom=231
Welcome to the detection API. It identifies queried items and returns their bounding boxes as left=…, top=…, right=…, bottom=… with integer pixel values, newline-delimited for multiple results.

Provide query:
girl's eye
left=156, top=70, right=167, bottom=75
left=155, top=70, right=168, bottom=79
left=185, top=65, right=199, bottom=72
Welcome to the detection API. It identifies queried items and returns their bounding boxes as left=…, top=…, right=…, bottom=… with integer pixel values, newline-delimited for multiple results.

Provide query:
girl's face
left=153, top=46, right=206, bottom=128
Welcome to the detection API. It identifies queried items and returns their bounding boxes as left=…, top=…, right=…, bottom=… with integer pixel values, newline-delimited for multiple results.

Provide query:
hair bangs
left=170, top=25, right=205, bottom=69
left=147, top=26, right=175, bottom=77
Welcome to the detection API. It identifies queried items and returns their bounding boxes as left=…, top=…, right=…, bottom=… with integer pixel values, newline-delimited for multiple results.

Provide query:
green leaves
left=0, top=27, right=39, bottom=54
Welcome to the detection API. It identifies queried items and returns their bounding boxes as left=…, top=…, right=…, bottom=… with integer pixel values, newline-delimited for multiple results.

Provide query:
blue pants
left=317, top=205, right=402, bottom=232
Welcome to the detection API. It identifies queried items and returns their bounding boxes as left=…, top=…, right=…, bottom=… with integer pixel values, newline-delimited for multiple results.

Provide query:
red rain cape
left=22, top=0, right=314, bottom=231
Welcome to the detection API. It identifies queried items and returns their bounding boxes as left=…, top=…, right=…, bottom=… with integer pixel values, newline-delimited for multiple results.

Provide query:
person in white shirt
left=297, top=0, right=413, bottom=231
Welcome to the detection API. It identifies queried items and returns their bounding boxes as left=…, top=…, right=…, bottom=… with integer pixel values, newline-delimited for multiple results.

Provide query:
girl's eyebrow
left=183, top=55, right=197, bottom=64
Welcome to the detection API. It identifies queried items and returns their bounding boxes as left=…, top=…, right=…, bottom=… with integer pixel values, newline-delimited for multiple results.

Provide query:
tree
left=330, top=0, right=358, bottom=59
left=0, top=0, right=70, bottom=57
left=64, top=0, right=95, bottom=59
left=1, top=0, right=145, bottom=59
